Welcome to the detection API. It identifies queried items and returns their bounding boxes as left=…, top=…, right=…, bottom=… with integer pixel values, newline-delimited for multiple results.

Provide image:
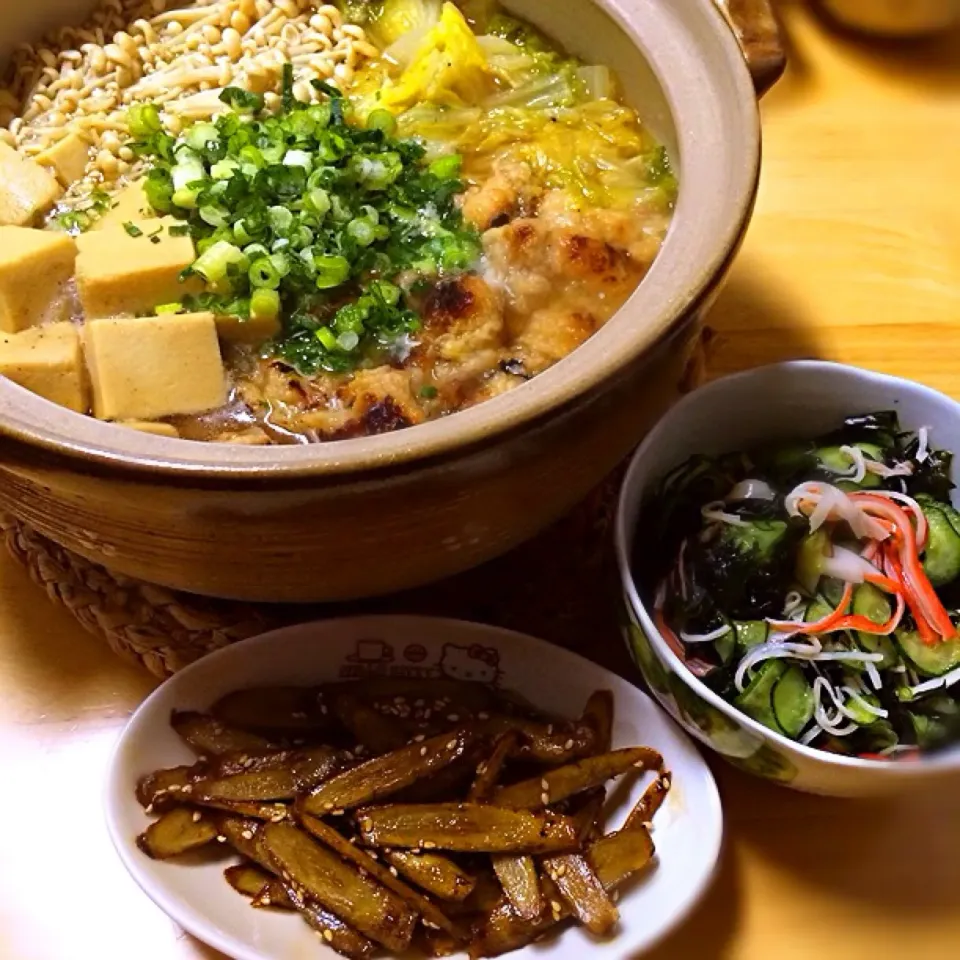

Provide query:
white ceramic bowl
left=105, top=616, right=723, bottom=960
left=614, top=361, right=960, bottom=797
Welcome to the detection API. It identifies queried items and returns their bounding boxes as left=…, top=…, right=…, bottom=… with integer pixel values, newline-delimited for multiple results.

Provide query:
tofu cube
left=0, top=142, right=63, bottom=226
left=118, top=420, right=181, bottom=438
left=0, top=227, right=78, bottom=333
left=94, top=181, right=156, bottom=232
left=76, top=220, right=200, bottom=318
left=85, top=311, right=226, bottom=420
left=36, top=133, right=90, bottom=187
left=215, top=310, right=281, bottom=344
left=0, top=322, right=88, bottom=412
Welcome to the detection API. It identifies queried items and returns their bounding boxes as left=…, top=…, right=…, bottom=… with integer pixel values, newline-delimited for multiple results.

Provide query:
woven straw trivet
left=0, top=331, right=710, bottom=680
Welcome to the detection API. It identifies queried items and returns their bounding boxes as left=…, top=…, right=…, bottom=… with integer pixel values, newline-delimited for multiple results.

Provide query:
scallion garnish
left=132, top=73, right=480, bottom=374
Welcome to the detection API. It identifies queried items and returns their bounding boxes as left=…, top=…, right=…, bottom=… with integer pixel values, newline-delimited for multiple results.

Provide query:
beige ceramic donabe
left=0, top=0, right=784, bottom=602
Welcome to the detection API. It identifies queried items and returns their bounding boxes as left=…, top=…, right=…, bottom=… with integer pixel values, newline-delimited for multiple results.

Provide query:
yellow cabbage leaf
left=381, top=2, right=494, bottom=110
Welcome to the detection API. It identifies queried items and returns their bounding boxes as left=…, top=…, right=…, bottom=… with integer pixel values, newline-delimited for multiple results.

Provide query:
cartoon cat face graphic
left=438, top=643, right=500, bottom=684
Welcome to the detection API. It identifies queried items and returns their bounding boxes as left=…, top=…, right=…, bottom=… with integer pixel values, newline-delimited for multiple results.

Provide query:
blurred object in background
left=818, top=0, right=960, bottom=35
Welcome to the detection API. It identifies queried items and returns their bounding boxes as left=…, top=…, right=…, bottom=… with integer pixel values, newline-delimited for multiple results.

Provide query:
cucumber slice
left=772, top=666, right=814, bottom=738
left=796, top=530, right=830, bottom=595
left=919, top=501, right=960, bottom=587
left=714, top=624, right=736, bottom=666
left=734, top=660, right=785, bottom=733
left=852, top=583, right=897, bottom=668
left=896, top=629, right=960, bottom=678
left=734, top=621, right=768, bottom=653
left=820, top=576, right=847, bottom=608
left=817, top=443, right=884, bottom=489
left=805, top=597, right=833, bottom=623
left=841, top=689, right=883, bottom=725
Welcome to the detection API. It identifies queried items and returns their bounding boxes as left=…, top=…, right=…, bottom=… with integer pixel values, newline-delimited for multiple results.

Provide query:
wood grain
left=3, top=3, right=960, bottom=958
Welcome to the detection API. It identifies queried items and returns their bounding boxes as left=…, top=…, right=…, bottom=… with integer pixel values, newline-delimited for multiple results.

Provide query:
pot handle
left=714, top=0, right=786, bottom=97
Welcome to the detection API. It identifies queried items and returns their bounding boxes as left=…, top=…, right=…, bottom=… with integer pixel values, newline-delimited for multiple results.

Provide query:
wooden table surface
left=3, top=3, right=960, bottom=958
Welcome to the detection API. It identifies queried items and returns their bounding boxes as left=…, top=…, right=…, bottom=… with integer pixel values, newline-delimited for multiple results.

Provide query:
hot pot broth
left=0, top=0, right=676, bottom=445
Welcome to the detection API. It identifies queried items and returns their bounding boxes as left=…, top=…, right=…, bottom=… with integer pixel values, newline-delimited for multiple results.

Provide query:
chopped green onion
left=128, top=103, right=162, bottom=138
left=123, top=222, right=144, bottom=238
left=250, top=288, right=280, bottom=320
left=219, top=87, right=265, bottom=113
left=347, top=218, right=376, bottom=247
left=366, top=109, right=397, bottom=136
left=315, top=327, right=340, bottom=351
left=249, top=257, right=281, bottom=290
left=283, top=149, right=313, bottom=170
left=313, top=254, right=351, bottom=289
left=268, top=206, right=294, bottom=233
left=211, top=158, right=240, bottom=180
left=192, top=240, right=247, bottom=284
left=155, top=302, right=184, bottom=315
left=420, top=385, right=438, bottom=399
left=337, top=330, right=360, bottom=351
left=428, top=154, right=463, bottom=180
left=186, top=123, right=219, bottom=152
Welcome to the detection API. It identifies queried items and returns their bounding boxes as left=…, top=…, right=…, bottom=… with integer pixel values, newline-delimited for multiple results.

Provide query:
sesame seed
left=323, top=929, right=334, bottom=942
left=320, top=705, right=328, bottom=715
left=476, top=762, right=487, bottom=775
left=180, top=784, right=193, bottom=794
left=423, top=709, right=432, bottom=719
left=415, top=699, right=425, bottom=707
left=260, top=896, right=271, bottom=906
left=547, top=725, right=554, bottom=735
left=424, top=920, right=439, bottom=930
left=564, top=739, right=575, bottom=751
left=445, top=740, right=457, bottom=750
left=541, top=792, right=550, bottom=805
left=241, top=829, right=254, bottom=840
left=216, top=835, right=227, bottom=843
left=634, top=760, right=647, bottom=769
left=420, top=746, right=429, bottom=757
left=478, top=711, right=490, bottom=720
left=413, top=734, right=425, bottom=742
left=412, top=847, right=422, bottom=854
left=556, top=864, right=567, bottom=877
left=293, top=739, right=305, bottom=747
left=423, top=840, right=437, bottom=849
left=168, top=784, right=181, bottom=793
left=448, top=714, right=459, bottom=722
left=612, top=890, right=621, bottom=902
left=192, top=811, right=202, bottom=823
left=243, top=758, right=256, bottom=768
left=332, top=808, right=345, bottom=816
left=368, top=850, right=378, bottom=860
left=237, top=755, right=248, bottom=765
left=540, top=779, right=550, bottom=791
left=390, top=866, right=398, bottom=876
left=324, top=802, right=335, bottom=811
left=292, top=711, right=307, bottom=720
left=145, top=804, right=154, bottom=815
left=361, top=818, right=374, bottom=832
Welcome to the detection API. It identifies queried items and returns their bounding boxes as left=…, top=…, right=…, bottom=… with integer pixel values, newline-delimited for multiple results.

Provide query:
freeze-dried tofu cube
left=0, top=322, right=87, bottom=412
left=94, top=181, right=156, bottom=231
left=76, top=221, right=199, bottom=318
left=0, top=142, right=63, bottom=226
left=85, top=311, right=226, bottom=420
left=36, top=133, right=90, bottom=187
left=118, top=420, right=181, bottom=438
left=0, top=227, right=77, bottom=333
left=215, top=310, right=281, bottom=344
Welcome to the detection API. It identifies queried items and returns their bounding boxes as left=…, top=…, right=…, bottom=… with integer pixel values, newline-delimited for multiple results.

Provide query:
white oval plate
left=105, top=616, right=722, bottom=960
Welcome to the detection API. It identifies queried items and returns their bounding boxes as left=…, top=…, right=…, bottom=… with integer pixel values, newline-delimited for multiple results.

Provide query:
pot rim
left=0, top=0, right=762, bottom=480
left=614, top=360, right=960, bottom=776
